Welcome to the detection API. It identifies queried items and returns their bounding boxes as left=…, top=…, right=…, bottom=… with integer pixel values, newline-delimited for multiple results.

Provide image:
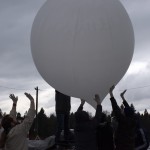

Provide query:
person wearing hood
left=75, top=94, right=102, bottom=150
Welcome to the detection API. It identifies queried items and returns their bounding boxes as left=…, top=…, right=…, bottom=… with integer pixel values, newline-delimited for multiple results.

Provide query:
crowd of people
left=55, top=86, right=150, bottom=150
left=0, top=86, right=149, bottom=150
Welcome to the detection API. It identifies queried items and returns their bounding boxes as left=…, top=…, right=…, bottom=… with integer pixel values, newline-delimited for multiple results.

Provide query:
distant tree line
left=0, top=105, right=150, bottom=140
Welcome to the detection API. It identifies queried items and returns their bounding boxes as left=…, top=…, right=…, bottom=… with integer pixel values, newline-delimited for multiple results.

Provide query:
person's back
left=75, top=95, right=102, bottom=150
left=75, top=114, right=99, bottom=150
left=114, top=115, right=136, bottom=150
left=97, top=122, right=114, bottom=150
left=5, top=108, right=35, bottom=150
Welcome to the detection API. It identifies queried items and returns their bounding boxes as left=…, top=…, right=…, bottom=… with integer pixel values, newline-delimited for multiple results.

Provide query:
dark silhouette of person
left=75, top=94, right=102, bottom=150
left=109, top=85, right=136, bottom=150
left=97, top=113, right=115, bottom=150
left=121, top=90, right=150, bottom=150
left=55, top=90, right=71, bottom=144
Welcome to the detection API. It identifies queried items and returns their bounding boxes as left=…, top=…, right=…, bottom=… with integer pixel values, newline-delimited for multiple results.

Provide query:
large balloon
left=31, top=0, right=134, bottom=108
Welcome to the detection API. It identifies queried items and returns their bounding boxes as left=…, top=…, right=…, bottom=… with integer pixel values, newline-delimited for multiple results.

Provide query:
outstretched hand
left=94, top=94, right=101, bottom=105
left=9, top=94, right=18, bottom=104
left=120, top=90, right=127, bottom=98
left=24, top=93, right=34, bottom=102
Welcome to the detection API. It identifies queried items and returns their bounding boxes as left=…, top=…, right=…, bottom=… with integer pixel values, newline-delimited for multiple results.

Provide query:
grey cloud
left=121, top=0, right=150, bottom=60
left=118, top=70, right=150, bottom=103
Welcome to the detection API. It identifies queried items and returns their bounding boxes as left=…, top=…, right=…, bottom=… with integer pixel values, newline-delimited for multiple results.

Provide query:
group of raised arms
left=0, top=93, right=35, bottom=150
left=0, top=86, right=149, bottom=150
left=55, top=86, right=149, bottom=150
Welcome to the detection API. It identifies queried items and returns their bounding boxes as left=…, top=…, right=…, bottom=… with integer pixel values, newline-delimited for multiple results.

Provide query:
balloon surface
left=31, top=0, right=134, bottom=108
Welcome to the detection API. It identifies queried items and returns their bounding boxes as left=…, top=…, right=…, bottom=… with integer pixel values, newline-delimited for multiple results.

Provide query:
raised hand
left=109, top=85, right=115, bottom=98
left=24, top=93, right=34, bottom=102
left=120, top=90, right=127, bottom=98
left=94, top=94, right=101, bottom=105
left=9, top=94, right=18, bottom=104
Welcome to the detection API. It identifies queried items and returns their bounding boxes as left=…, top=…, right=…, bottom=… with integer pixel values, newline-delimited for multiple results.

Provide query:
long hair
left=1, top=115, right=13, bottom=133
left=0, top=115, right=13, bottom=148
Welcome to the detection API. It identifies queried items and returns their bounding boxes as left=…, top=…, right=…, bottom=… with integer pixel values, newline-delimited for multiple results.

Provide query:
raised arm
left=77, top=99, right=85, bottom=112
left=109, top=85, right=122, bottom=120
left=24, top=93, right=35, bottom=110
left=9, top=94, right=18, bottom=120
left=18, top=93, right=35, bottom=134
left=109, top=85, right=120, bottom=110
left=94, top=94, right=102, bottom=120
left=120, top=90, right=130, bottom=108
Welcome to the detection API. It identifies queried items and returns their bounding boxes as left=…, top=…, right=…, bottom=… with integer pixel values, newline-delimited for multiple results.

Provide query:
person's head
left=100, top=113, right=107, bottom=123
left=75, top=111, right=90, bottom=123
left=124, top=107, right=135, bottom=117
left=0, top=115, right=17, bottom=148
left=1, top=115, right=17, bottom=133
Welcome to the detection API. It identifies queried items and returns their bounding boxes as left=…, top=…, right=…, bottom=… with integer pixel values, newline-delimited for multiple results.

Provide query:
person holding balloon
left=97, top=112, right=115, bottom=150
left=74, top=94, right=102, bottom=150
left=109, top=85, right=136, bottom=150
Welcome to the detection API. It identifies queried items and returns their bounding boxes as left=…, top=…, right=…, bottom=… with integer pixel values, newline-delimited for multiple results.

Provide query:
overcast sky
left=0, top=0, right=150, bottom=116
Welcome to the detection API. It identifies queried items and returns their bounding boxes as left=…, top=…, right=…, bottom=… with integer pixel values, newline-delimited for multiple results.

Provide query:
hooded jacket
left=75, top=104, right=102, bottom=150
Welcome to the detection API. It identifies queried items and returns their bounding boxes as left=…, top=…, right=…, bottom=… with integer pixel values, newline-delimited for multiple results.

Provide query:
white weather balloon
left=31, top=0, right=134, bottom=108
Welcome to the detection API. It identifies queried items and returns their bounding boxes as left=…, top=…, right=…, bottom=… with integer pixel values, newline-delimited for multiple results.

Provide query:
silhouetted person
left=109, top=85, right=136, bottom=150
left=75, top=94, right=102, bottom=150
left=97, top=113, right=115, bottom=150
left=0, top=93, right=35, bottom=150
left=55, top=90, right=71, bottom=144
left=121, top=90, right=150, bottom=150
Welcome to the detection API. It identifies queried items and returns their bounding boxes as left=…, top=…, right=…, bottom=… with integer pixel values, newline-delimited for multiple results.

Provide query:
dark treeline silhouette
left=1, top=106, right=150, bottom=141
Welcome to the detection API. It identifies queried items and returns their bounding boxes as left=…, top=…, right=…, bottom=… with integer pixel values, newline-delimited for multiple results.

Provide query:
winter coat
left=75, top=104, right=102, bottom=150
left=4, top=107, right=35, bottom=150
left=97, top=122, right=114, bottom=150
left=110, top=97, right=136, bottom=150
